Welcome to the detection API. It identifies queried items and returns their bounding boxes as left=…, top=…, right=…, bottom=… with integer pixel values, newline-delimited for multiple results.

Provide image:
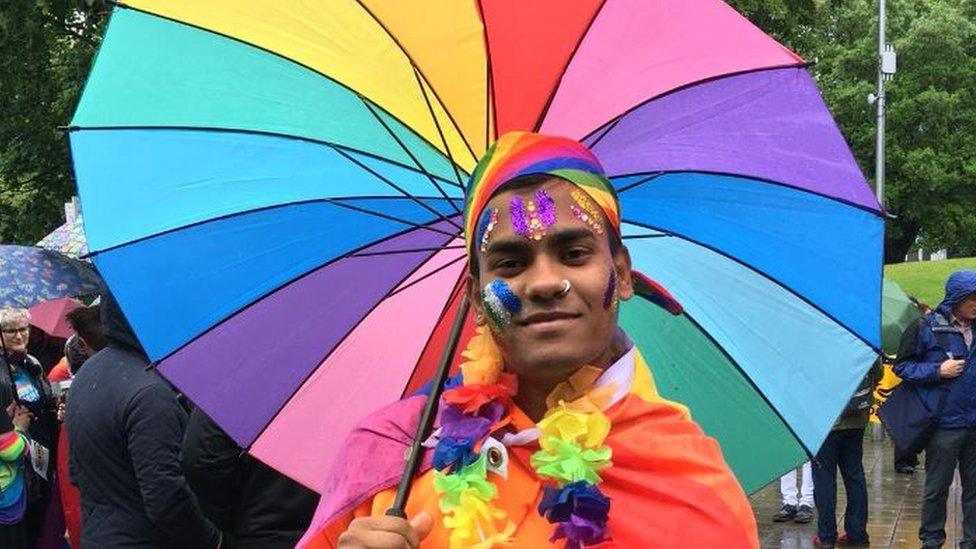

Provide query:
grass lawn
left=885, top=257, right=976, bottom=307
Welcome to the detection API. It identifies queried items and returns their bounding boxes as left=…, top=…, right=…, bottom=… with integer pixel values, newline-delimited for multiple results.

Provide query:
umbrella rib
left=352, top=0, right=480, bottom=166
left=613, top=173, right=664, bottom=194
left=679, top=309, right=815, bottom=461
left=411, top=67, right=469, bottom=190
left=531, top=0, right=610, bottom=133
left=100, top=5, right=465, bottom=188
left=142, top=221, right=460, bottom=372
left=241, top=242, right=464, bottom=450
left=329, top=147, right=464, bottom=232
left=399, top=273, right=469, bottom=399
left=68, top=125, right=463, bottom=191
left=351, top=245, right=466, bottom=258
left=474, top=0, right=497, bottom=146
left=579, top=63, right=810, bottom=146
left=611, top=168, right=884, bottom=217
left=88, top=197, right=461, bottom=257
left=386, top=254, right=467, bottom=300
left=622, top=216, right=881, bottom=352
left=359, top=97, right=464, bottom=215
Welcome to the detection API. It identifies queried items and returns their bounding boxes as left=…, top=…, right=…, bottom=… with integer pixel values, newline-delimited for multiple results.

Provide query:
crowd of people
left=1, top=133, right=975, bottom=548
left=0, top=293, right=318, bottom=548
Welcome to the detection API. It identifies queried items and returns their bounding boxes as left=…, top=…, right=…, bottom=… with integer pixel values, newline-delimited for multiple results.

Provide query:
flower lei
left=432, top=326, right=613, bottom=548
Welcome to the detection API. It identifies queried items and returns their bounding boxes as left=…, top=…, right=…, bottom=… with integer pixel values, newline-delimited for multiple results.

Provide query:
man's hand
left=940, top=358, right=965, bottom=379
left=338, top=512, right=434, bottom=548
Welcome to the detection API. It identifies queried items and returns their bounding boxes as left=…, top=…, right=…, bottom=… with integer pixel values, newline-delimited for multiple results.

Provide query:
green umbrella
left=882, top=278, right=922, bottom=356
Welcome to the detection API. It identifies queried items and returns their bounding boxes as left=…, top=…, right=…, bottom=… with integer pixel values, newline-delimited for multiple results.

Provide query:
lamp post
left=870, top=0, right=897, bottom=206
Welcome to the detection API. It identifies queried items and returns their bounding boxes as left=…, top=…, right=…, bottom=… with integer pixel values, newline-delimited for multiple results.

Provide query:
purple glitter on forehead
left=536, top=189, right=557, bottom=227
left=510, top=196, right=529, bottom=238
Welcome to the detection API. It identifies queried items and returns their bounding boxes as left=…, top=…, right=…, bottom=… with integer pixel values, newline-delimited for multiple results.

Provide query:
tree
left=0, top=1, right=106, bottom=244
left=732, top=0, right=976, bottom=262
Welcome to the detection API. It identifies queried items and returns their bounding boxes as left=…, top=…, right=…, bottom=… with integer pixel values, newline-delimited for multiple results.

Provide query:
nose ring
left=557, top=279, right=572, bottom=297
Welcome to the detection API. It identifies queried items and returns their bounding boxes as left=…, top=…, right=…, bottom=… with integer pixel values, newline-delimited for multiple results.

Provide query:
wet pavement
left=751, top=431, right=966, bottom=548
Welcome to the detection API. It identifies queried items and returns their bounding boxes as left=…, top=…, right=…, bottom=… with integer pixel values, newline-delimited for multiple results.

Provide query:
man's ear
left=614, top=245, right=635, bottom=301
left=466, top=272, right=486, bottom=322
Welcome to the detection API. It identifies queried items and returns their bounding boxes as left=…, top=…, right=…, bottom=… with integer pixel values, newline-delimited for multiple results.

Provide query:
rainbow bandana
left=463, top=132, right=620, bottom=256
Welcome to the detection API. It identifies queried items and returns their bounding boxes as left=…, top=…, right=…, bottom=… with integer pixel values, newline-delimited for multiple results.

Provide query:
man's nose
left=523, top=258, right=566, bottom=301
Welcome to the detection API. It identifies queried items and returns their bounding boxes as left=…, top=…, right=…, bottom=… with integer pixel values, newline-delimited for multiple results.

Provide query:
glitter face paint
left=571, top=189, right=605, bottom=236
left=510, top=190, right=556, bottom=241
left=603, top=269, right=618, bottom=312
left=481, top=279, right=522, bottom=329
left=477, top=208, right=499, bottom=253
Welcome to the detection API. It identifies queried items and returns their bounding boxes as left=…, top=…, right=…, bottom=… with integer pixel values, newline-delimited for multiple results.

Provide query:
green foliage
left=0, top=1, right=105, bottom=244
left=885, top=257, right=976, bottom=306
left=730, top=0, right=976, bottom=262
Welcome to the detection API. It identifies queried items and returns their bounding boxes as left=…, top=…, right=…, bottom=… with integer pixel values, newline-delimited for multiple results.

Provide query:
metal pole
left=875, top=0, right=886, bottom=205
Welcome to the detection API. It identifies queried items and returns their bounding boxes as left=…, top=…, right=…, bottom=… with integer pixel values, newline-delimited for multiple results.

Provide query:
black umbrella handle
left=386, top=293, right=471, bottom=519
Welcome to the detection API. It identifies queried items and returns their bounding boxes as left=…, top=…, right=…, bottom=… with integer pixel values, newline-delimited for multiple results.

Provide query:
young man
left=300, top=132, right=757, bottom=548
left=895, top=270, right=976, bottom=549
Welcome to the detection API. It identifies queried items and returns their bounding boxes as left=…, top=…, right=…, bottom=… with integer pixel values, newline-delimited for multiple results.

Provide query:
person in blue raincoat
left=894, top=270, right=976, bottom=548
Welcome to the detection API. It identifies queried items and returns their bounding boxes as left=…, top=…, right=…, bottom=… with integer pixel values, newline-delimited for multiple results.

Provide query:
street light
left=872, top=0, right=897, bottom=206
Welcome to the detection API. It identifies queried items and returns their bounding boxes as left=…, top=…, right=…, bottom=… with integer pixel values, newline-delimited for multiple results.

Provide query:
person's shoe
left=837, top=533, right=870, bottom=546
left=794, top=504, right=814, bottom=523
left=772, top=504, right=797, bottom=522
left=813, top=536, right=836, bottom=548
left=895, top=464, right=915, bottom=474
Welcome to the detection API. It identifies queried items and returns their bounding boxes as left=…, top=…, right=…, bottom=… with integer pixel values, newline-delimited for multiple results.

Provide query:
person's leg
left=781, top=468, right=799, bottom=506
left=895, top=442, right=919, bottom=472
left=800, top=460, right=816, bottom=507
left=957, top=428, right=976, bottom=549
left=774, top=468, right=800, bottom=521
left=921, top=429, right=966, bottom=548
left=813, top=432, right=840, bottom=544
left=838, top=429, right=869, bottom=543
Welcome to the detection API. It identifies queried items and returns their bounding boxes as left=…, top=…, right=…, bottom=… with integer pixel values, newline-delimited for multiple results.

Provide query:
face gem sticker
left=481, top=279, right=522, bottom=328
left=570, top=190, right=605, bottom=236
left=477, top=208, right=499, bottom=253
left=511, top=190, right=556, bottom=242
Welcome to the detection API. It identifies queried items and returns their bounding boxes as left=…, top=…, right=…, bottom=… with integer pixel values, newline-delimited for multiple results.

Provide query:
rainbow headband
left=463, top=132, right=620, bottom=256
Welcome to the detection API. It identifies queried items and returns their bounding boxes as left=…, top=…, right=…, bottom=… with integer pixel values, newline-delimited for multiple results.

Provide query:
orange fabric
left=48, top=358, right=71, bottom=383
left=303, top=360, right=758, bottom=548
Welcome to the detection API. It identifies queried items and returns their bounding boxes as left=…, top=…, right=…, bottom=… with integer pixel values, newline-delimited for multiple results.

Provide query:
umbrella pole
left=386, top=293, right=471, bottom=519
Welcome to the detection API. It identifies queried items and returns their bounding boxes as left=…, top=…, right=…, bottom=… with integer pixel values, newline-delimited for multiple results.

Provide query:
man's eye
left=494, top=259, right=523, bottom=271
left=563, top=248, right=590, bottom=261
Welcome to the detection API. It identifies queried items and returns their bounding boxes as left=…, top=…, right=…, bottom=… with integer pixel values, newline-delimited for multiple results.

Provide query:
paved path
left=752, top=433, right=965, bottom=548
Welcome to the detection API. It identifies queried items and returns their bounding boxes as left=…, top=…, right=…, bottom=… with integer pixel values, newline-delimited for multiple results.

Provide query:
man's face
left=954, top=293, right=976, bottom=322
left=1, top=321, right=30, bottom=353
left=467, top=177, right=633, bottom=384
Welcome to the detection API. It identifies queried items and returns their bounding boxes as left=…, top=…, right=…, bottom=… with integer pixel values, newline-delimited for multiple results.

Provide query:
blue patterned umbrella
left=0, top=245, right=102, bottom=308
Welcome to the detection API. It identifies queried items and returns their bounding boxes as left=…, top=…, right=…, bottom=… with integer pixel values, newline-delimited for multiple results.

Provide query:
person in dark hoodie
left=66, top=290, right=221, bottom=548
left=183, top=407, right=317, bottom=549
left=895, top=269, right=976, bottom=549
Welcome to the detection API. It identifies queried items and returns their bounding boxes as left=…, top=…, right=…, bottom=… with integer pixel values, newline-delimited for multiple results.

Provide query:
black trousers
left=920, top=427, right=976, bottom=548
left=0, top=519, right=28, bottom=549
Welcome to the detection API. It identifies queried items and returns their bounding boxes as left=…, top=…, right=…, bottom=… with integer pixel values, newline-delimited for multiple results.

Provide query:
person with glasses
left=0, top=308, right=58, bottom=548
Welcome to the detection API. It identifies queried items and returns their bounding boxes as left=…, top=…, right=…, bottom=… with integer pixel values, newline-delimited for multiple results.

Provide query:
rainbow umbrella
left=68, top=0, right=882, bottom=494
left=38, top=215, right=89, bottom=260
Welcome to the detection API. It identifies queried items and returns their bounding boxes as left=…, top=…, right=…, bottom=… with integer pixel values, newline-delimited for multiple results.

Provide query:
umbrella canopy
left=882, top=278, right=922, bottom=357
left=28, top=297, right=85, bottom=339
left=38, top=215, right=89, bottom=260
left=68, top=0, right=882, bottom=493
left=0, top=245, right=101, bottom=309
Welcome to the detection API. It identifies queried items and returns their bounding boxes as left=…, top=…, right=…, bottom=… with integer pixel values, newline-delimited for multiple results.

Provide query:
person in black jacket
left=66, top=291, right=221, bottom=548
left=183, top=407, right=317, bottom=549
